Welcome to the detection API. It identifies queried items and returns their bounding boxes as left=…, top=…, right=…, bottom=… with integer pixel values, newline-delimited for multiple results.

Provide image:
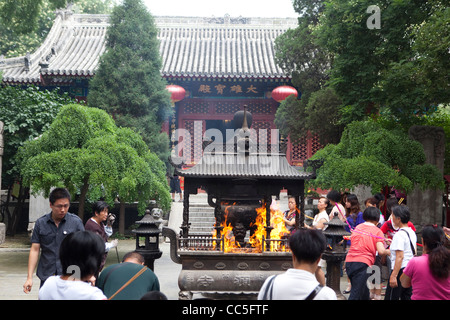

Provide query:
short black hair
left=59, top=231, right=104, bottom=280
left=385, top=197, right=398, bottom=215
left=289, top=228, right=326, bottom=264
left=363, top=206, right=380, bottom=222
left=122, top=251, right=145, bottom=264
left=49, top=188, right=71, bottom=205
left=392, top=205, right=410, bottom=224
left=326, top=190, right=341, bottom=203
left=373, top=192, right=385, bottom=202
left=92, top=201, right=109, bottom=215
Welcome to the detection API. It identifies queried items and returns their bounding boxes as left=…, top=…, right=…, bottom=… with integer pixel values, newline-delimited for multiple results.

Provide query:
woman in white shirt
left=306, top=197, right=330, bottom=285
left=312, top=197, right=330, bottom=230
left=385, top=205, right=416, bottom=300
left=39, top=231, right=107, bottom=300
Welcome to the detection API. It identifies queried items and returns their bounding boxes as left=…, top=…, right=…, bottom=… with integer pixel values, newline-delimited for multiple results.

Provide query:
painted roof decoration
left=0, top=9, right=298, bottom=84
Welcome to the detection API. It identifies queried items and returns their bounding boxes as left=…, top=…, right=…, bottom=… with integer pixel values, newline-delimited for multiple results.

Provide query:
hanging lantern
left=166, top=85, right=186, bottom=104
left=271, top=85, right=298, bottom=102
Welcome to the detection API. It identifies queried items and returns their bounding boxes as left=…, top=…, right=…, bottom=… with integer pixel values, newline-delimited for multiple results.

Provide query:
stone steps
left=186, top=202, right=216, bottom=235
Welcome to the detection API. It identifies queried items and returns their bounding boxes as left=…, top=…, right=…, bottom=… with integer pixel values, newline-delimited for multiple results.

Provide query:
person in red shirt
left=345, top=207, right=390, bottom=300
left=381, top=198, right=416, bottom=239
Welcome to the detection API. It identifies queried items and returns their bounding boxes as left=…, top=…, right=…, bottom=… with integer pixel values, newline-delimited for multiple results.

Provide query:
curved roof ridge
left=1, top=12, right=296, bottom=84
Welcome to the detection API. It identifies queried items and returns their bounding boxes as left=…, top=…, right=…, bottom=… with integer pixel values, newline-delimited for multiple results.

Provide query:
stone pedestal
left=408, top=126, right=445, bottom=231
left=28, top=193, right=51, bottom=234
left=0, top=223, right=5, bottom=244
left=323, top=252, right=347, bottom=300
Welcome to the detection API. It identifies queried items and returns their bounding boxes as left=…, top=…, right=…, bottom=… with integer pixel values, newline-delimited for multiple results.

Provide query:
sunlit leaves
left=18, top=104, right=171, bottom=214
left=309, top=120, right=444, bottom=193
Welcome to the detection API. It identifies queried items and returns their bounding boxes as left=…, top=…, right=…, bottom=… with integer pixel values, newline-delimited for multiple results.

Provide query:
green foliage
left=88, top=0, right=172, bottom=166
left=274, top=95, right=305, bottom=142
left=309, top=120, right=444, bottom=193
left=0, top=0, right=116, bottom=57
left=425, top=105, right=450, bottom=175
left=274, top=18, right=329, bottom=98
left=88, top=0, right=171, bottom=123
left=0, top=0, right=53, bottom=57
left=18, top=104, right=171, bottom=213
left=305, top=87, right=344, bottom=144
left=275, top=0, right=448, bottom=141
left=274, top=1, right=338, bottom=143
left=274, top=87, right=343, bottom=145
left=0, top=85, right=73, bottom=187
left=0, top=0, right=47, bottom=34
left=315, top=0, right=448, bottom=125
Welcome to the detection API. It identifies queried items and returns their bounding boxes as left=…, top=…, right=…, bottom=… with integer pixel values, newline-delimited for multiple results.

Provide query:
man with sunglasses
left=23, top=188, right=84, bottom=294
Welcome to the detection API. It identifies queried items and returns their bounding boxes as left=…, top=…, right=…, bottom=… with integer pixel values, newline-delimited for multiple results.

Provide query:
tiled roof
left=0, top=10, right=297, bottom=84
left=0, top=11, right=110, bottom=84
left=177, top=151, right=312, bottom=180
left=157, top=16, right=297, bottom=79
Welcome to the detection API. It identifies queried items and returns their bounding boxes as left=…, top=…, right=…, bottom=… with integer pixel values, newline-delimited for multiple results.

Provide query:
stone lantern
left=322, top=213, right=351, bottom=300
left=132, top=208, right=163, bottom=271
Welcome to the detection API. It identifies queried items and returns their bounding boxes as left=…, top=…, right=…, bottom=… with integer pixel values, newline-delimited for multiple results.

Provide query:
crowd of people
left=23, top=188, right=165, bottom=300
left=21, top=187, right=449, bottom=300
left=274, top=190, right=450, bottom=300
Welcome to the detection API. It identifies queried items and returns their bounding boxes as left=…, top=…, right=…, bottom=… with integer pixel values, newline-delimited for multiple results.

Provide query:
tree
left=315, top=0, right=448, bottom=126
left=377, top=3, right=450, bottom=129
left=274, top=1, right=343, bottom=144
left=275, top=0, right=448, bottom=158
left=274, top=95, right=305, bottom=143
left=18, top=104, right=171, bottom=233
left=0, top=86, right=73, bottom=187
left=425, top=105, right=450, bottom=175
left=308, top=120, right=444, bottom=193
left=0, top=85, right=73, bottom=235
left=0, top=0, right=54, bottom=58
left=0, top=0, right=117, bottom=58
left=0, top=0, right=66, bottom=34
left=304, top=87, right=344, bottom=145
left=88, top=0, right=172, bottom=162
left=411, top=4, right=449, bottom=105
left=275, top=88, right=343, bottom=145
left=275, top=18, right=330, bottom=101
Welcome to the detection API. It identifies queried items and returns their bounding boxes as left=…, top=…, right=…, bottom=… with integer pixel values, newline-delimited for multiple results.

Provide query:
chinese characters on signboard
left=197, top=83, right=261, bottom=97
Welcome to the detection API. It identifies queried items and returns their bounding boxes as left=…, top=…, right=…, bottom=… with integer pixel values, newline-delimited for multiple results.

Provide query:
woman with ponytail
left=400, top=225, right=450, bottom=300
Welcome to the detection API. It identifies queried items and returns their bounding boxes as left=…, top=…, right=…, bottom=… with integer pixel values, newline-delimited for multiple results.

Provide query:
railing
left=178, top=235, right=224, bottom=252
left=177, top=235, right=291, bottom=253
left=262, top=236, right=290, bottom=253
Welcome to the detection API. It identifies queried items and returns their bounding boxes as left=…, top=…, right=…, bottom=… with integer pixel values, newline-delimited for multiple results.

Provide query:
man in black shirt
left=23, top=188, right=84, bottom=293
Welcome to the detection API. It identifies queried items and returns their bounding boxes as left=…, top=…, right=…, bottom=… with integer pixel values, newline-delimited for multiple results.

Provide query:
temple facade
left=0, top=10, right=321, bottom=166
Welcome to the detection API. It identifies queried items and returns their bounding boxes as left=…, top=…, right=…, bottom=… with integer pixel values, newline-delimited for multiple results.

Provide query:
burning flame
left=213, top=199, right=291, bottom=253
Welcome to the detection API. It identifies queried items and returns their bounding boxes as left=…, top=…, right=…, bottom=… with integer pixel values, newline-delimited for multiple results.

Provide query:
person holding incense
left=344, top=206, right=390, bottom=300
